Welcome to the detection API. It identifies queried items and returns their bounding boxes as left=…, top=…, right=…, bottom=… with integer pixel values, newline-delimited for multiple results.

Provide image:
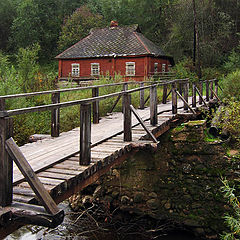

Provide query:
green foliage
left=223, top=49, right=240, bottom=74
left=221, top=70, right=240, bottom=100
left=171, top=57, right=197, bottom=81
left=58, top=5, right=105, bottom=52
left=220, top=179, right=240, bottom=240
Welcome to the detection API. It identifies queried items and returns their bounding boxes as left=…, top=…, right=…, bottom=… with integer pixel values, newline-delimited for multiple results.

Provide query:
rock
left=121, top=196, right=130, bottom=205
left=183, top=219, right=201, bottom=227
left=134, top=192, right=144, bottom=203
left=148, top=192, right=157, bottom=198
left=147, top=199, right=159, bottom=210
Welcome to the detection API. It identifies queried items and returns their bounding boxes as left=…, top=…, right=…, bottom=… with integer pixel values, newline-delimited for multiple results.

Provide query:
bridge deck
left=11, top=98, right=199, bottom=206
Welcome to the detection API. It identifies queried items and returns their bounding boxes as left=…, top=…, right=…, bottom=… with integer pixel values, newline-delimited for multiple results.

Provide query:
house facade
left=56, top=22, right=174, bottom=81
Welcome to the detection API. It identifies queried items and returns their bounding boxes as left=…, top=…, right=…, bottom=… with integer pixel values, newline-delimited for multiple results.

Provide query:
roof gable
left=56, top=24, right=166, bottom=59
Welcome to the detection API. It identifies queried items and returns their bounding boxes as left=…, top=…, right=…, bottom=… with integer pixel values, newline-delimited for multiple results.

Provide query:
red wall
left=58, top=56, right=170, bottom=81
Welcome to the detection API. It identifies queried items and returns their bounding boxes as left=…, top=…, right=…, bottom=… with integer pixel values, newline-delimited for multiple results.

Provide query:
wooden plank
left=139, top=82, right=145, bottom=109
left=37, top=172, right=74, bottom=181
left=195, top=86, right=207, bottom=107
left=45, top=167, right=80, bottom=176
left=5, top=138, right=60, bottom=215
left=150, top=85, right=157, bottom=125
left=130, top=105, right=158, bottom=143
left=51, top=92, right=60, bottom=137
left=162, top=84, right=167, bottom=104
left=205, top=80, right=209, bottom=101
left=192, top=82, right=196, bottom=107
left=92, top=87, right=99, bottom=124
left=80, top=103, right=91, bottom=165
left=210, top=81, right=214, bottom=99
left=172, top=83, right=177, bottom=114
left=176, top=91, right=196, bottom=115
left=123, top=93, right=132, bottom=141
left=183, top=82, right=188, bottom=110
left=0, top=116, right=13, bottom=207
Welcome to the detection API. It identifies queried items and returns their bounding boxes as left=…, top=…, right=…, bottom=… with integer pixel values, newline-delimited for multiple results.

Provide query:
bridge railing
left=0, top=78, right=220, bottom=208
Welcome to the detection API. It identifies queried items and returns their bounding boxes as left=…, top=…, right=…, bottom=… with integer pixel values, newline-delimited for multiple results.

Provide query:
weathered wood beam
left=123, top=92, right=132, bottom=141
left=51, top=92, right=60, bottom=137
left=205, top=80, right=209, bottom=102
left=176, top=91, right=196, bottom=115
left=209, top=87, right=222, bottom=103
left=5, top=138, right=60, bottom=215
left=162, top=83, right=167, bottom=104
left=80, top=103, right=91, bottom=165
left=172, top=83, right=177, bottom=114
left=192, top=82, right=197, bottom=107
left=139, top=82, right=145, bottom=109
left=195, top=86, right=208, bottom=107
left=92, top=87, right=99, bottom=124
left=150, top=85, right=158, bottom=126
left=183, top=82, right=189, bottom=110
left=130, top=105, right=158, bottom=143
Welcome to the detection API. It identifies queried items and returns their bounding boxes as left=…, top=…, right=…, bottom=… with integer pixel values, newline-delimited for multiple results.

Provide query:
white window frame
left=71, top=63, right=80, bottom=77
left=162, top=63, right=166, bottom=72
left=91, top=63, right=100, bottom=76
left=126, top=62, right=135, bottom=76
left=154, top=63, right=158, bottom=73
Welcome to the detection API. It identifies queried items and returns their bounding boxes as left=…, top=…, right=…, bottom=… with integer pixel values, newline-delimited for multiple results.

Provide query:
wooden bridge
left=0, top=78, right=220, bottom=238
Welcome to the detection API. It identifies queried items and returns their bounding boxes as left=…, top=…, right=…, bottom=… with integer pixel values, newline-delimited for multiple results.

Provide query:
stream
left=5, top=201, right=200, bottom=240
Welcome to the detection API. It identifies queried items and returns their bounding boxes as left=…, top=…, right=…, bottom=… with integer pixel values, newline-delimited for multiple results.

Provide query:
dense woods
left=0, top=0, right=239, bottom=68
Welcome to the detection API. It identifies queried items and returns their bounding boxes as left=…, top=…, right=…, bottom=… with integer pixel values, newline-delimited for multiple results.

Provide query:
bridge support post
left=51, top=92, right=60, bottom=137
left=172, top=82, right=177, bottom=114
left=210, top=81, right=214, bottom=99
left=92, top=87, right=99, bottom=124
left=139, top=82, right=145, bottom=109
left=80, top=103, right=91, bottom=165
left=150, top=85, right=158, bottom=125
left=199, top=81, right=203, bottom=105
left=123, top=92, right=132, bottom=142
left=183, top=81, right=189, bottom=110
left=192, top=82, right=196, bottom=107
left=214, top=79, right=219, bottom=97
left=162, top=83, right=167, bottom=104
left=0, top=99, right=13, bottom=206
left=205, top=80, right=209, bottom=102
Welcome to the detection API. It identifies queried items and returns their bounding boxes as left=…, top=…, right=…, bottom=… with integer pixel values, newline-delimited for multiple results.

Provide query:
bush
left=223, top=49, right=240, bottom=74
left=221, top=70, right=240, bottom=100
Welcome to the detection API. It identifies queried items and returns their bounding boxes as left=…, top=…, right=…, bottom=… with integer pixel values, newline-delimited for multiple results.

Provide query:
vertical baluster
left=150, top=85, right=158, bottom=125
left=139, top=82, right=145, bottom=109
left=80, top=103, right=91, bottom=165
left=210, top=81, right=214, bottom=99
left=172, top=82, right=177, bottom=114
left=51, top=92, right=60, bottom=137
left=192, top=82, right=196, bottom=107
left=0, top=99, right=13, bottom=206
left=92, top=87, right=99, bottom=124
left=215, top=79, right=219, bottom=97
left=183, top=81, right=189, bottom=110
left=123, top=92, right=132, bottom=142
left=162, top=83, right=167, bottom=104
left=205, top=80, right=209, bottom=102
left=199, top=81, right=203, bottom=105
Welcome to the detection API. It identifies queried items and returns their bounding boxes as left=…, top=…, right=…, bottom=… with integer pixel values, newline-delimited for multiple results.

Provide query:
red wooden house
left=56, top=21, right=174, bottom=81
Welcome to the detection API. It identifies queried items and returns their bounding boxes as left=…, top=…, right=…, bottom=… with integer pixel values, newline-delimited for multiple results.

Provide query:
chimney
left=110, top=20, right=118, bottom=28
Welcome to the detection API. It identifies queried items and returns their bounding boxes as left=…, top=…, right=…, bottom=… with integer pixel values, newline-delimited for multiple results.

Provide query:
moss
left=204, top=129, right=219, bottom=142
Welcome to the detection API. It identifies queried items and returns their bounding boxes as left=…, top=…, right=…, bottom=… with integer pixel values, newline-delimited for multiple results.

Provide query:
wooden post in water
left=210, top=81, right=214, bottom=99
left=192, top=82, right=196, bottom=107
left=139, top=82, right=145, bottom=109
left=0, top=99, right=13, bottom=207
left=183, top=81, right=189, bottom=110
left=123, top=92, right=132, bottom=142
left=150, top=85, right=158, bottom=126
left=92, top=87, right=99, bottom=124
left=162, top=83, right=167, bottom=104
left=172, top=82, right=177, bottom=114
left=205, top=80, right=209, bottom=102
left=199, top=81, right=203, bottom=105
left=51, top=92, right=60, bottom=137
left=80, top=103, right=91, bottom=165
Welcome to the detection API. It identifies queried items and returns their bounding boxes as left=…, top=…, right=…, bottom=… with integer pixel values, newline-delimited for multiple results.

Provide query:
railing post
left=122, top=83, right=128, bottom=113
left=215, top=79, right=219, bottom=97
left=51, top=92, right=60, bottom=137
left=205, top=80, right=209, bottom=102
left=139, top=82, right=145, bottom=109
left=192, top=82, right=196, bottom=107
left=183, top=81, right=189, bottom=110
left=123, top=92, right=132, bottom=142
left=162, top=83, right=167, bottom=104
left=92, top=87, right=99, bottom=124
left=172, top=82, right=177, bottom=114
left=80, top=103, right=91, bottom=165
left=150, top=85, right=158, bottom=125
left=210, top=81, right=214, bottom=99
left=0, top=99, right=13, bottom=206
left=199, top=81, right=203, bottom=105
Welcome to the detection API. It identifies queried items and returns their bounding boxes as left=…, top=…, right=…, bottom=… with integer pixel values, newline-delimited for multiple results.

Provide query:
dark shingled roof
left=56, top=24, right=167, bottom=59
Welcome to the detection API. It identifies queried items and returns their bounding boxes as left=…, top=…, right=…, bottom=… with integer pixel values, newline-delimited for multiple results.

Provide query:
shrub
left=223, top=49, right=240, bottom=74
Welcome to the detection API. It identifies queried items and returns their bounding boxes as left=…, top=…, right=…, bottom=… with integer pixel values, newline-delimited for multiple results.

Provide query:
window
left=162, top=63, right=166, bottom=72
left=154, top=63, right=158, bottom=73
left=71, top=63, right=80, bottom=77
left=91, top=63, right=100, bottom=76
left=126, top=62, right=135, bottom=76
